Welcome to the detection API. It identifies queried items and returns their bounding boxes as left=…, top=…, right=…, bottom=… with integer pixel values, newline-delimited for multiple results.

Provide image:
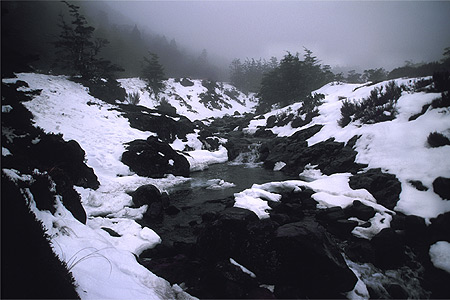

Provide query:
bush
left=126, top=91, right=140, bottom=105
left=338, top=81, right=403, bottom=127
left=428, top=132, right=450, bottom=147
left=76, top=77, right=126, bottom=104
left=433, top=71, right=450, bottom=92
left=156, top=97, right=177, bottom=115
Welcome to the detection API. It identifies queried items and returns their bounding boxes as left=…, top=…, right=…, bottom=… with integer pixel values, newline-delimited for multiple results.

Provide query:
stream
left=141, top=145, right=298, bottom=245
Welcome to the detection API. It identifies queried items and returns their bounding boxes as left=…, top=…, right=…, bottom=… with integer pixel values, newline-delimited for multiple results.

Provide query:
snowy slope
left=2, top=73, right=200, bottom=299
left=119, top=77, right=257, bottom=121
left=242, top=78, right=450, bottom=221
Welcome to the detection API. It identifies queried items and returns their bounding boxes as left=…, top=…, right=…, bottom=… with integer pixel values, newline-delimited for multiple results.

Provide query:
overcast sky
left=107, top=1, right=450, bottom=71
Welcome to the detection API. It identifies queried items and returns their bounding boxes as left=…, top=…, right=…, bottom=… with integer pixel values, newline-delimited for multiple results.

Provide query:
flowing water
left=143, top=143, right=297, bottom=244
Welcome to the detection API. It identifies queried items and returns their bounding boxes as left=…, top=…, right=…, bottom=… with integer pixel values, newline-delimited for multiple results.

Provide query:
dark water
left=144, top=162, right=297, bottom=245
left=167, top=162, right=297, bottom=206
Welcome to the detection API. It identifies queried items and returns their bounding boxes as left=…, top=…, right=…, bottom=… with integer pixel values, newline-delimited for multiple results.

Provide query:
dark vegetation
left=1, top=1, right=224, bottom=81
left=339, top=81, right=404, bottom=127
left=256, top=49, right=334, bottom=112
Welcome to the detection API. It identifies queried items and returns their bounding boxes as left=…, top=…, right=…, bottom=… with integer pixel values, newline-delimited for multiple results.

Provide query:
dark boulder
left=196, top=207, right=259, bottom=261
left=370, top=228, right=406, bottom=269
left=122, top=136, right=190, bottom=178
left=48, top=168, right=87, bottom=224
left=433, top=177, right=450, bottom=200
left=270, top=219, right=358, bottom=297
left=349, top=169, right=401, bottom=210
left=344, top=200, right=376, bottom=221
left=118, top=104, right=195, bottom=143
left=33, top=134, right=100, bottom=190
left=180, top=78, right=195, bottom=87
left=429, top=212, right=450, bottom=243
left=261, top=126, right=363, bottom=175
left=131, top=184, right=170, bottom=221
left=224, top=138, right=252, bottom=161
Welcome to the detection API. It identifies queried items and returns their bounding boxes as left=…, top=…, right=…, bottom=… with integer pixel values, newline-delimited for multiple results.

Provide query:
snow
left=2, top=146, right=12, bottom=156
left=229, top=258, right=257, bottom=278
left=233, top=174, right=393, bottom=239
left=273, top=161, right=286, bottom=171
left=2, top=73, right=197, bottom=299
left=429, top=241, right=450, bottom=274
left=205, top=179, right=236, bottom=190
left=184, top=145, right=229, bottom=172
left=242, top=77, right=450, bottom=221
left=119, top=77, right=257, bottom=121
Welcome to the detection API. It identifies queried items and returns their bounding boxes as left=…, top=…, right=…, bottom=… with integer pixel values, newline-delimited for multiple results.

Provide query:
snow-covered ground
left=3, top=73, right=450, bottom=298
left=3, top=73, right=238, bottom=299
left=243, top=78, right=450, bottom=222
left=119, top=77, right=257, bottom=121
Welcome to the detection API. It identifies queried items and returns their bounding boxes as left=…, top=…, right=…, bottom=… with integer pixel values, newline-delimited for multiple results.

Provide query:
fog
left=105, top=1, right=450, bottom=71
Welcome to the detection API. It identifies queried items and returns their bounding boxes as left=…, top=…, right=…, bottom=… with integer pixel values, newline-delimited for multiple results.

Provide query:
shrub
left=427, top=132, right=450, bottom=147
left=433, top=71, right=450, bottom=92
left=156, top=97, right=177, bottom=115
left=338, top=81, right=403, bottom=127
left=126, top=91, right=140, bottom=105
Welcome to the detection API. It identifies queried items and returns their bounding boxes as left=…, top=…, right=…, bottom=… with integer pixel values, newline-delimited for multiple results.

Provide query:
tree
left=53, top=1, right=122, bottom=79
left=346, top=70, right=363, bottom=83
left=257, top=49, right=334, bottom=112
left=362, top=68, right=387, bottom=83
left=142, top=52, right=166, bottom=96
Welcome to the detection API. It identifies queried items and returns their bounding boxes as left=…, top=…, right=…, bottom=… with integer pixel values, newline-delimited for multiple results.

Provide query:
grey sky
left=107, top=1, right=450, bottom=71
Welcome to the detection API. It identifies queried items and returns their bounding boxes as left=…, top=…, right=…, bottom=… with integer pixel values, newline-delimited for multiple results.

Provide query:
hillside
left=2, top=73, right=450, bottom=299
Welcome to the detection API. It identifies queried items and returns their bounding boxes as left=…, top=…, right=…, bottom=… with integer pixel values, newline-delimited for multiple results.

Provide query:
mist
left=104, top=1, right=450, bottom=71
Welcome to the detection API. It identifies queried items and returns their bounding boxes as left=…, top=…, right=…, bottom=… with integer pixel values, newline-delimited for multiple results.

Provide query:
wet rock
left=433, top=177, right=450, bottom=200
left=270, top=219, right=358, bottom=297
left=122, top=136, right=190, bottom=178
left=371, top=228, right=406, bottom=269
left=196, top=207, right=259, bottom=261
left=132, top=184, right=170, bottom=221
left=262, top=130, right=363, bottom=176
left=349, top=168, right=401, bottom=210
left=344, top=200, right=376, bottom=221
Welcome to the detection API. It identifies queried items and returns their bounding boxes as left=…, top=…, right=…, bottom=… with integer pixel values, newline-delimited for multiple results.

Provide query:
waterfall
left=229, top=143, right=262, bottom=167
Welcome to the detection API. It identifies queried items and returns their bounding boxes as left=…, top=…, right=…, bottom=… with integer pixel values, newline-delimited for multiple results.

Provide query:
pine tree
left=142, top=52, right=166, bottom=96
left=54, top=1, right=122, bottom=79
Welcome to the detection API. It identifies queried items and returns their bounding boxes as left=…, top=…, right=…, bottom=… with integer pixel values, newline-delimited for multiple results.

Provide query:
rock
left=261, top=128, right=364, bottom=176
left=345, top=239, right=376, bottom=263
left=370, top=228, right=406, bottom=269
left=408, top=180, right=428, bottom=191
left=101, top=227, right=121, bottom=237
left=344, top=200, right=376, bottom=221
left=121, top=136, right=190, bottom=178
left=48, top=168, right=87, bottom=224
left=118, top=104, right=195, bottom=143
left=224, top=138, right=253, bottom=161
left=429, top=212, right=450, bottom=243
left=196, top=207, right=259, bottom=261
left=132, top=184, right=169, bottom=221
left=165, top=205, right=180, bottom=215
left=349, top=168, right=401, bottom=210
left=33, top=134, right=100, bottom=190
left=180, top=78, right=194, bottom=87
left=270, top=219, right=358, bottom=297
left=432, top=177, right=450, bottom=200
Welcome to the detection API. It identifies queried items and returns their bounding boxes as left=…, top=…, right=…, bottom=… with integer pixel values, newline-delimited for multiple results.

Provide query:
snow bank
left=2, top=74, right=196, bottom=299
left=119, top=77, right=257, bottom=121
left=429, top=241, right=450, bottom=274
left=243, top=78, right=450, bottom=220
left=233, top=173, right=393, bottom=239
